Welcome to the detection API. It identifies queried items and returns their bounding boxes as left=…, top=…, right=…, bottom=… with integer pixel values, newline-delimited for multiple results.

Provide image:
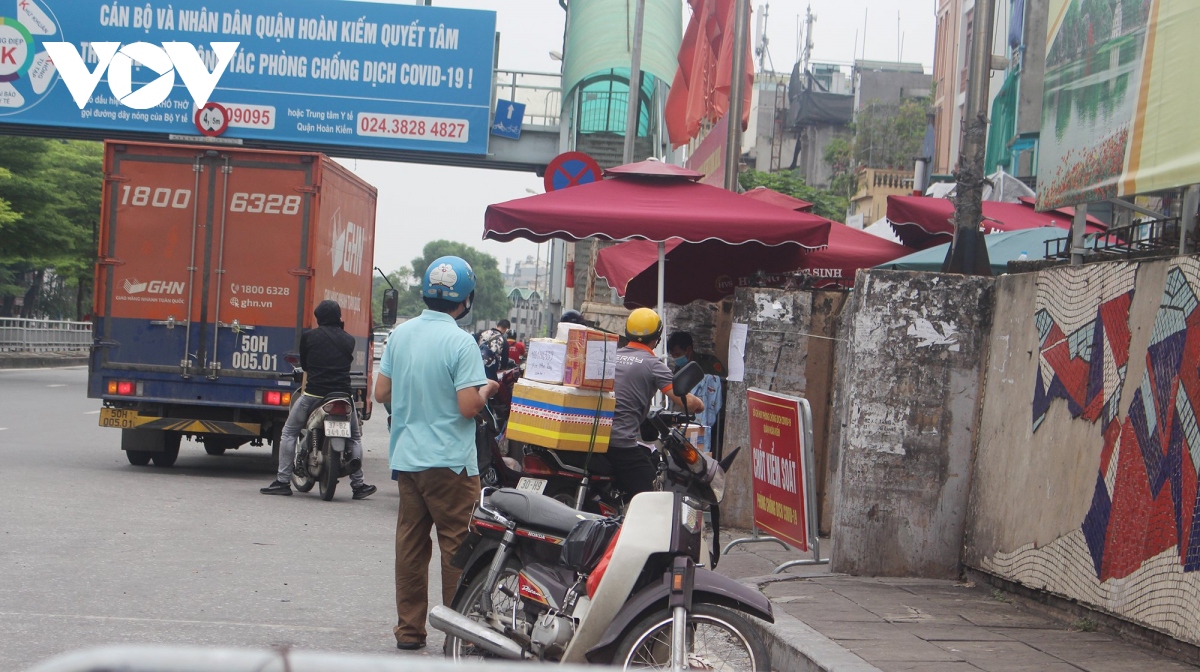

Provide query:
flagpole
left=622, top=0, right=647, bottom=165
left=723, top=0, right=750, bottom=191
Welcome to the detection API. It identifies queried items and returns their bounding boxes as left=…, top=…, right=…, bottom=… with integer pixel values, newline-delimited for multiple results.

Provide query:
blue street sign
left=490, top=99, right=524, bottom=140
left=0, top=0, right=496, bottom=155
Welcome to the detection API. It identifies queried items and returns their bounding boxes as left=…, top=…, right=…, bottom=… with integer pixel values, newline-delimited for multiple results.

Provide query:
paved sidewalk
left=714, top=529, right=1197, bottom=672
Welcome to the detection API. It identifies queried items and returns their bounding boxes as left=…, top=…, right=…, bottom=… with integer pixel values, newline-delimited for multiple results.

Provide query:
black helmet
left=560, top=309, right=586, bottom=325
left=314, top=300, right=343, bottom=327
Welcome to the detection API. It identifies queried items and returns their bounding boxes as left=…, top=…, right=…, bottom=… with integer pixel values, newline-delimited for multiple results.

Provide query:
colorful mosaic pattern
left=1081, top=259, right=1200, bottom=581
left=1032, top=264, right=1138, bottom=432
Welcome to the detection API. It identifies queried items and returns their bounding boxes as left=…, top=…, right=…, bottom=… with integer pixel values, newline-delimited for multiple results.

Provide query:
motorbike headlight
left=708, top=466, right=727, bottom=504
left=680, top=498, right=702, bottom=534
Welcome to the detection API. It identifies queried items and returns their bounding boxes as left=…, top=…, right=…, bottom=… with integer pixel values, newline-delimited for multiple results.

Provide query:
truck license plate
left=99, top=408, right=139, bottom=429
left=324, top=420, right=351, bottom=438
left=516, top=477, right=547, bottom=495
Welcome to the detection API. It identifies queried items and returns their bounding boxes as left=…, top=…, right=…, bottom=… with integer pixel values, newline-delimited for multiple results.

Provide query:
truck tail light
left=322, top=399, right=351, bottom=416
left=107, top=380, right=138, bottom=396
left=257, top=390, right=293, bottom=406
left=284, top=353, right=300, bottom=366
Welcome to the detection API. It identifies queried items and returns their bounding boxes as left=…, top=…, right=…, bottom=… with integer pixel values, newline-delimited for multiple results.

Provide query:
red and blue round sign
left=544, top=151, right=602, bottom=192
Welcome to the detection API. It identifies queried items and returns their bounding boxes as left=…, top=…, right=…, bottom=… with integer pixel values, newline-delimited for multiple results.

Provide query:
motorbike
left=431, top=362, right=772, bottom=669
left=288, top=369, right=361, bottom=501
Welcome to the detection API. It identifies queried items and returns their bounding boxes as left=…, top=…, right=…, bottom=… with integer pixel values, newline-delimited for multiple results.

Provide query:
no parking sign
left=544, top=152, right=603, bottom=192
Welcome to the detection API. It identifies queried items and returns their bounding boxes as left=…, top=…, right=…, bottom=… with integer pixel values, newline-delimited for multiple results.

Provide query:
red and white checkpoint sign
left=747, top=388, right=811, bottom=552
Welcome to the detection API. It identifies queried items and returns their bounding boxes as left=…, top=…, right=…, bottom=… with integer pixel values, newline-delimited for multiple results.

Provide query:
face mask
left=673, top=356, right=689, bottom=367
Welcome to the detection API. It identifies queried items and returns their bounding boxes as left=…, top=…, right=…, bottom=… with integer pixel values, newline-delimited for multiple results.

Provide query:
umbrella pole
left=657, top=241, right=666, bottom=355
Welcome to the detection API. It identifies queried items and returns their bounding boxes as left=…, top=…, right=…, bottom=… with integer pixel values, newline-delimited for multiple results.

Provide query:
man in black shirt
left=261, top=300, right=376, bottom=499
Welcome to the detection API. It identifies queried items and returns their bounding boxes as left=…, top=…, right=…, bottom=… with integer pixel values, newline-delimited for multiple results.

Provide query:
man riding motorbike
left=610, top=308, right=704, bottom=499
left=261, top=300, right=376, bottom=499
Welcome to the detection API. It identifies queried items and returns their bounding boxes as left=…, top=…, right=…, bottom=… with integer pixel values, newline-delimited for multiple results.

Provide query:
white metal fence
left=0, top=318, right=92, bottom=353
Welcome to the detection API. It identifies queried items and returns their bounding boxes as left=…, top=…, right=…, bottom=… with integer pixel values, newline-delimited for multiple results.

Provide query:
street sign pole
left=722, top=0, right=750, bottom=192
left=622, top=0, right=647, bottom=165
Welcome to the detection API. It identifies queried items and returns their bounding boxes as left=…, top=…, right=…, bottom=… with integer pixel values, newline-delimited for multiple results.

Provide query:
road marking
left=0, top=611, right=340, bottom=632
left=84, top=410, right=100, bottom=415
left=0, top=428, right=6, bottom=431
left=0, top=366, right=87, bottom=373
left=47, top=384, right=66, bottom=387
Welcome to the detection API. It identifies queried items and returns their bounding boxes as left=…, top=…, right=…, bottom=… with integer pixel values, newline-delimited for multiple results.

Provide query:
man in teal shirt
left=374, top=256, right=498, bottom=651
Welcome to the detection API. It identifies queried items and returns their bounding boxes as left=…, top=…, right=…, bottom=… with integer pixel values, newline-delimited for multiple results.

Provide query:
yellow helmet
left=625, top=307, right=663, bottom=343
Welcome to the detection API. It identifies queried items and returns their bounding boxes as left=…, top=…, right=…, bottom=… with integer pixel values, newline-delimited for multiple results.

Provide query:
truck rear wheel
left=126, top=450, right=152, bottom=466
left=150, top=433, right=183, bottom=467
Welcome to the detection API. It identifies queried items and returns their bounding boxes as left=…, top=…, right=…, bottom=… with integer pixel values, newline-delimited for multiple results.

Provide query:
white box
left=525, top=338, right=567, bottom=384
left=555, top=321, right=588, bottom=342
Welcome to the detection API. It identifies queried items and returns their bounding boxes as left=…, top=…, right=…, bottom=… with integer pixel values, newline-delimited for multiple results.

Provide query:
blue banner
left=0, top=0, right=496, bottom=155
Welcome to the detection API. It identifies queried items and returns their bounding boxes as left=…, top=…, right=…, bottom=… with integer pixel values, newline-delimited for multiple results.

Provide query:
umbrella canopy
left=886, top=195, right=1107, bottom=249
left=484, top=161, right=831, bottom=248
left=878, top=228, right=1074, bottom=275
left=741, top=186, right=814, bottom=212
left=597, top=222, right=911, bottom=307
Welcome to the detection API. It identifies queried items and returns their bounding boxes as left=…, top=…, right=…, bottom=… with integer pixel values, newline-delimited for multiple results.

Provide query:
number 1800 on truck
left=88, top=141, right=378, bottom=467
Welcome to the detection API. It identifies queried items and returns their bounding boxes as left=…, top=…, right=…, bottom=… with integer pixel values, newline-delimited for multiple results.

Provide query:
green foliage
left=853, top=98, right=929, bottom=170
left=822, top=137, right=858, bottom=199
left=0, top=138, right=103, bottom=318
left=739, top=170, right=848, bottom=222
left=403, top=240, right=509, bottom=323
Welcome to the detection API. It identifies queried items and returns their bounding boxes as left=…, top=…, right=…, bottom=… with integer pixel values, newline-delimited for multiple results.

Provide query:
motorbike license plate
left=516, top=477, right=547, bottom=495
left=324, top=420, right=351, bottom=438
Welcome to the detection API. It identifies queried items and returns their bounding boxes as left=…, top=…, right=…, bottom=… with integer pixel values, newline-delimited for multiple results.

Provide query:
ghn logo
left=329, top=210, right=364, bottom=277
left=124, top=278, right=185, bottom=295
left=43, top=41, right=238, bottom=110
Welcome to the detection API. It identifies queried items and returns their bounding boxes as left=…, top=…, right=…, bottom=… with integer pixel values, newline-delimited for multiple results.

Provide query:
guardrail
left=493, top=69, right=562, bottom=127
left=27, top=645, right=594, bottom=672
left=0, top=318, right=92, bottom=353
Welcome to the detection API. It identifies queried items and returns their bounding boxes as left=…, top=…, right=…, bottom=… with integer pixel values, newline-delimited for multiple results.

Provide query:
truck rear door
left=98, top=146, right=314, bottom=380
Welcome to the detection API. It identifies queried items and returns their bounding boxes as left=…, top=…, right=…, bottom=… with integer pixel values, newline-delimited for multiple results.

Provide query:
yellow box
left=507, top=378, right=615, bottom=452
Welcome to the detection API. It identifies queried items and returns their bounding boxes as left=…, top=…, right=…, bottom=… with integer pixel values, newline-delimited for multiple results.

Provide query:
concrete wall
left=965, top=256, right=1200, bottom=646
left=830, top=270, right=992, bottom=578
left=721, top=288, right=845, bottom=533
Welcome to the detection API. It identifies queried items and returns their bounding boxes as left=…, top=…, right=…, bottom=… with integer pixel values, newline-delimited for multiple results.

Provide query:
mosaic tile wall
left=979, top=257, right=1200, bottom=644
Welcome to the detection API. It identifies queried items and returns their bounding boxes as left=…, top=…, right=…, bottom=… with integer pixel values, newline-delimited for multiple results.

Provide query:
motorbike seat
left=489, top=488, right=602, bottom=535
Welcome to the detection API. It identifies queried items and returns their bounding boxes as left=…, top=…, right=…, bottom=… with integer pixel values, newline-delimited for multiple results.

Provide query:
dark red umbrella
left=596, top=223, right=911, bottom=307
left=741, top=186, right=814, bottom=212
left=483, top=160, right=831, bottom=248
left=887, top=195, right=1107, bottom=250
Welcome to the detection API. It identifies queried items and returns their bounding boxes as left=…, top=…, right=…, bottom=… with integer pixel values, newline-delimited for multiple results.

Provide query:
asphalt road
left=0, top=366, right=446, bottom=671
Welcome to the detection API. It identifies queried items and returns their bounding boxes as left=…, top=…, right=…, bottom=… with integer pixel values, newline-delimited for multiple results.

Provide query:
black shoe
left=352, top=483, right=377, bottom=500
left=260, top=480, right=292, bottom=496
left=396, top=640, right=425, bottom=651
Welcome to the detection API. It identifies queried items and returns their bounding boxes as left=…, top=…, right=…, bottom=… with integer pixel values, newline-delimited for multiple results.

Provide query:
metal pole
left=1181, top=185, right=1199, bottom=255
left=1070, top=203, right=1088, bottom=266
left=622, top=0, right=647, bottom=165
left=944, top=0, right=995, bottom=274
left=657, top=241, right=666, bottom=355
left=723, top=0, right=751, bottom=191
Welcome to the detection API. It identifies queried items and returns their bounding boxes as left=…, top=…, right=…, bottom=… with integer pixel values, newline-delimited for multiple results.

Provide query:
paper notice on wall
left=727, top=322, right=748, bottom=382
left=584, top=340, right=618, bottom=381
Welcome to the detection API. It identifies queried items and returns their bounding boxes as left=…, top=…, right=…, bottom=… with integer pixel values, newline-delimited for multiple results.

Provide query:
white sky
left=353, top=0, right=938, bottom=277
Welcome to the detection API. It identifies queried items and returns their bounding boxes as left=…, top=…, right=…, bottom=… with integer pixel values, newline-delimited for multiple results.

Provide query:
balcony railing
left=1043, top=217, right=1184, bottom=260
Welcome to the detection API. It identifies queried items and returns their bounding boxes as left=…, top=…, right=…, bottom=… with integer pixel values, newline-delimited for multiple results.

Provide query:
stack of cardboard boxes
left=507, top=326, right=619, bottom=453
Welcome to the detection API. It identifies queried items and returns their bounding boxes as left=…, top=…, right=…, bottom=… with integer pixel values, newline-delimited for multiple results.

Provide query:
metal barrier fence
left=27, top=645, right=588, bottom=672
left=0, top=318, right=92, bottom=353
left=492, top=69, right=562, bottom=126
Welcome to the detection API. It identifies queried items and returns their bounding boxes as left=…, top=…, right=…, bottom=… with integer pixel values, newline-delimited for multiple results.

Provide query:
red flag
left=664, top=0, right=753, bottom=147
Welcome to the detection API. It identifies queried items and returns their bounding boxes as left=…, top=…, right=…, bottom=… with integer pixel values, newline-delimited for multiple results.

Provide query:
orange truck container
left=87, top=141, right=377, bottom=466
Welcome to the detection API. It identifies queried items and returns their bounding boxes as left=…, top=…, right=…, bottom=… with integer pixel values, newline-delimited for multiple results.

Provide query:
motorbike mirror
left=381, top=288, right=399, bottom=326
left=719, top=446, right=742, bottom=473
left=672, top=361, right=704, bottom=401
